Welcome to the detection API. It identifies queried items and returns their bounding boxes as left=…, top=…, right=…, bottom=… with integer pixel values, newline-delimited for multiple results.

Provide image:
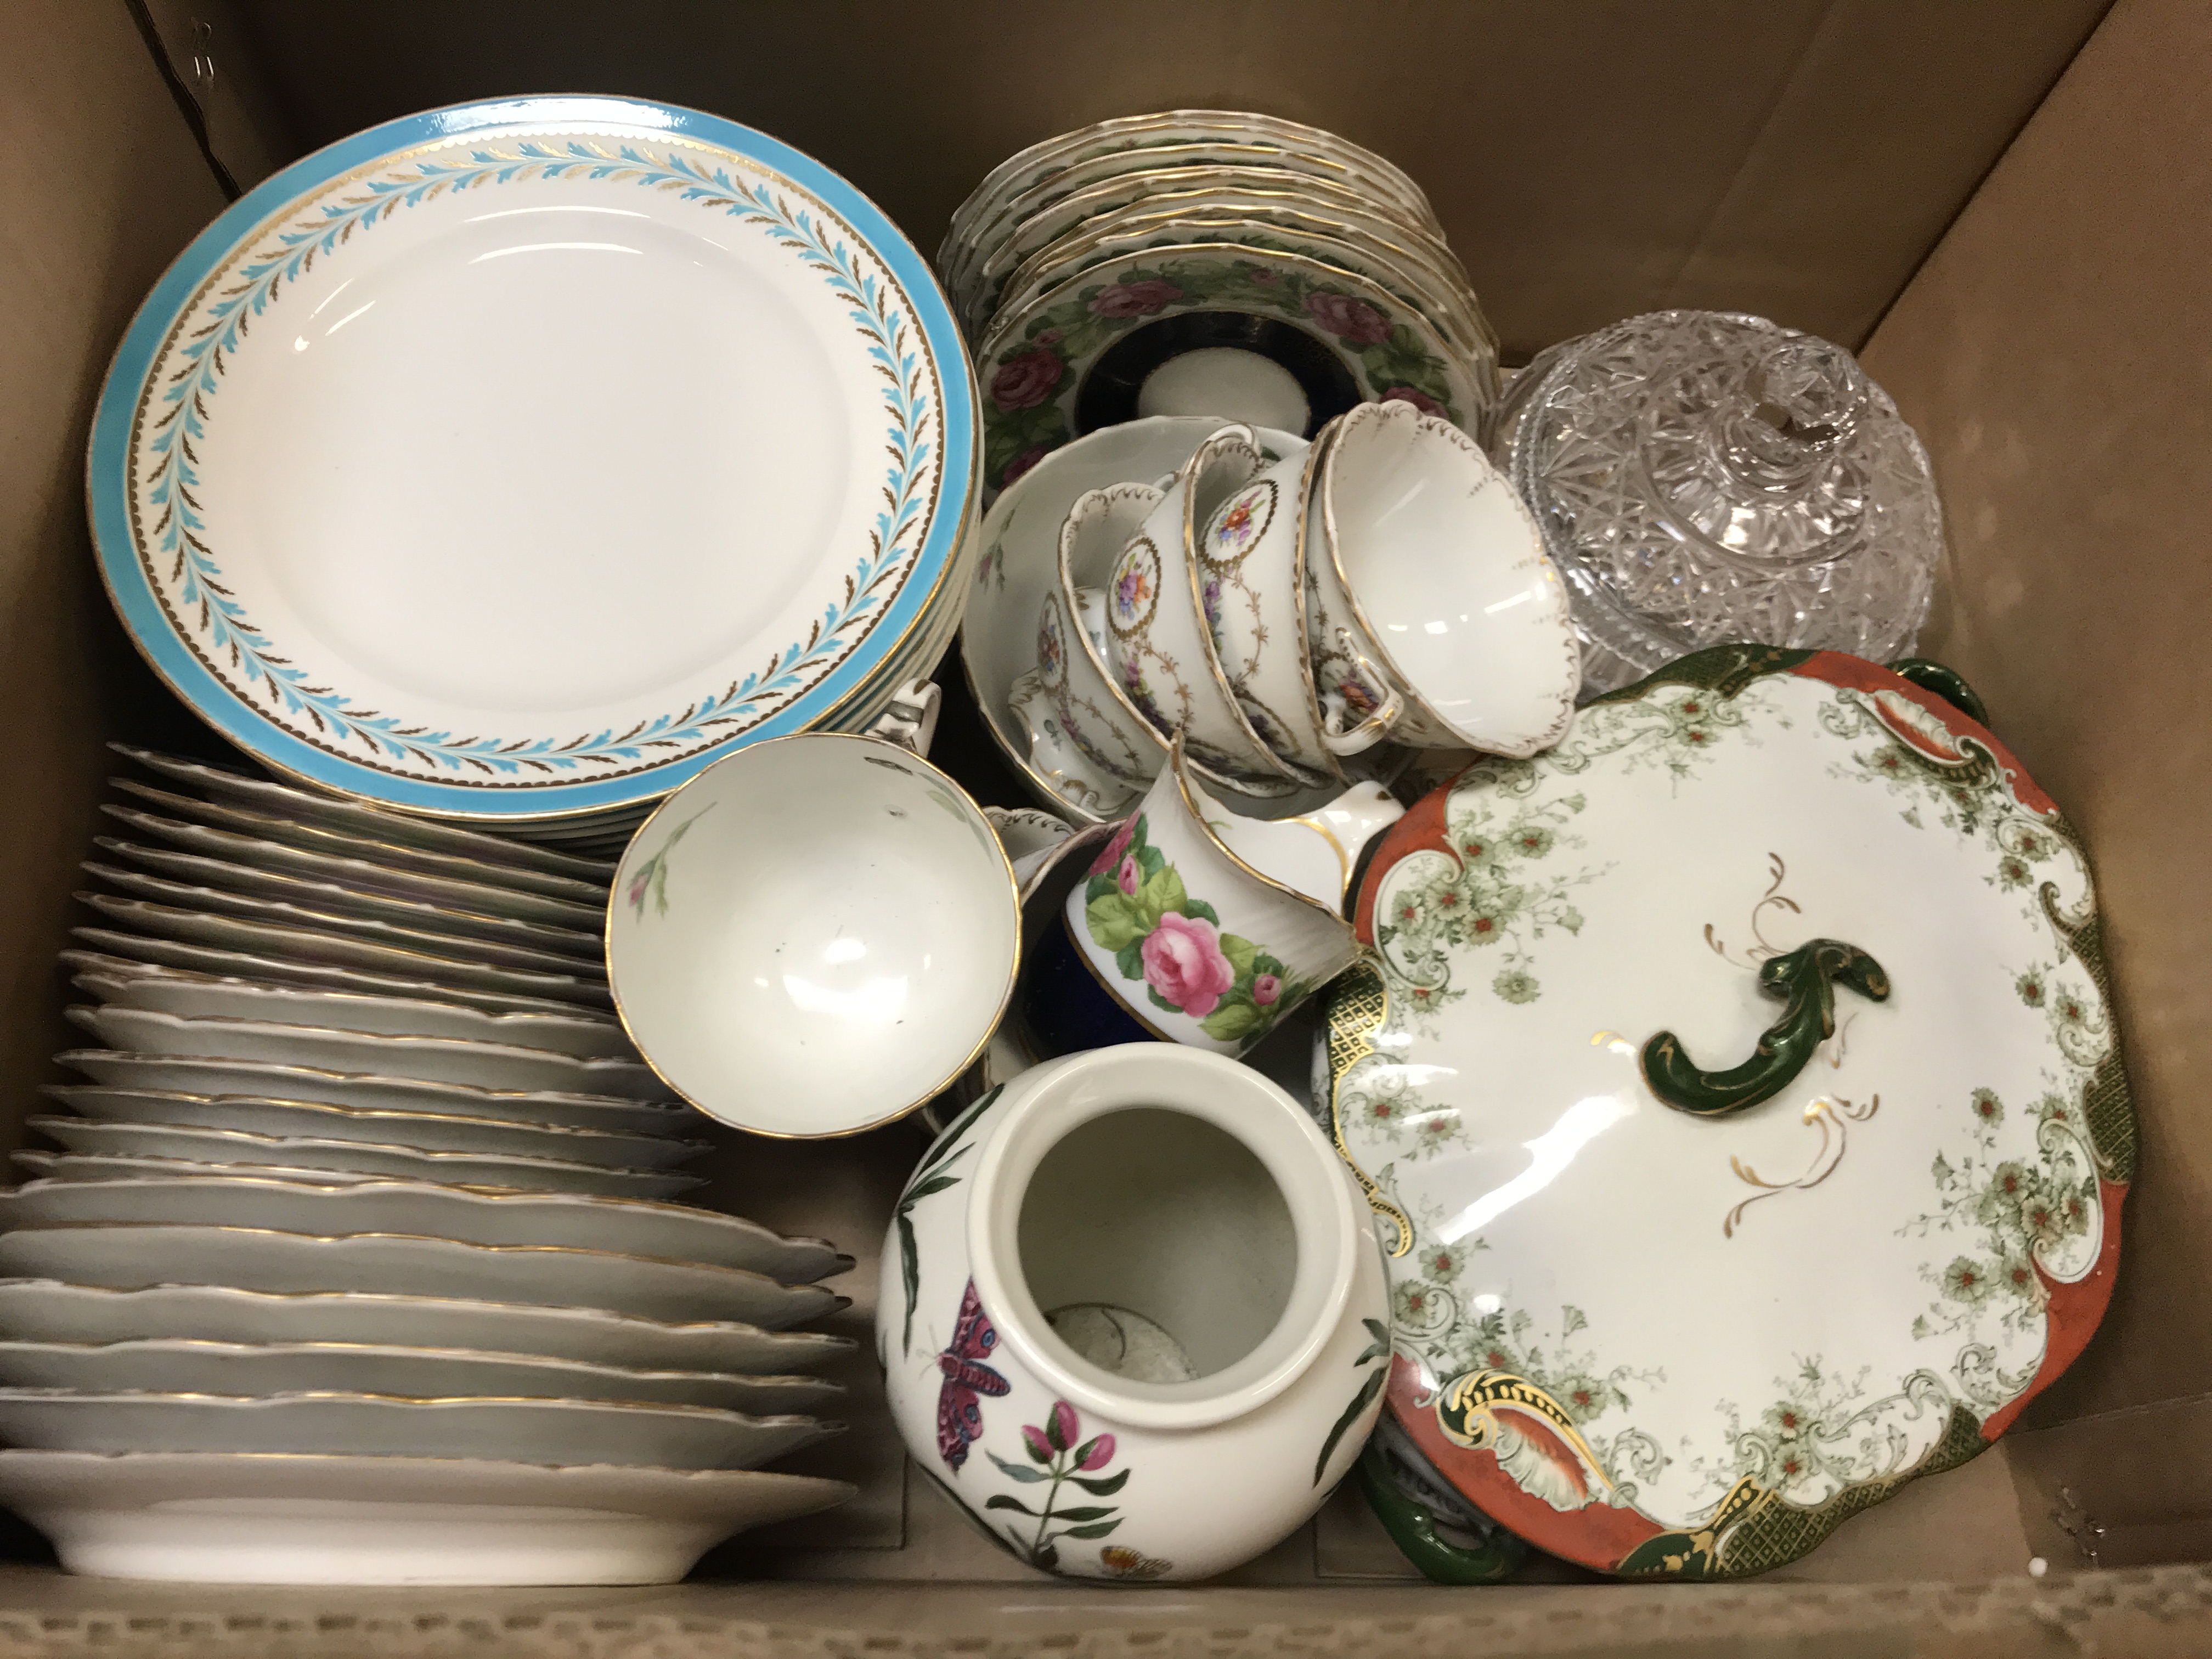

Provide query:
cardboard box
left=2, top=0, right=2206, bottom=1649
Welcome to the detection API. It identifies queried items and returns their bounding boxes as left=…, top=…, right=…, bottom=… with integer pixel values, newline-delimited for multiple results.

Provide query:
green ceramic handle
left=1641, top=939, right=1891, bottom=1119
left=1357, top=1442, right=1529, bottom=1585
left=1887, top=658, right=1991, bottom=727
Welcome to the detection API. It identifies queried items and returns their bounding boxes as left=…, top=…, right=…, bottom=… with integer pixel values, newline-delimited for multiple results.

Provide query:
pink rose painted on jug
left=1089, top=279, right=1183, bottom=319
left=1117, top=856, right=1141, bottom=896
left=1088, top=816, right=1137, bottom=877
left=991, top=348, right=1063, bottom=411
left=1252, top=972, right=1283, bottom=1007
left=1142, top=912, right=1237, bottom=1018
left=1305, top=292, right=1392, bottom=346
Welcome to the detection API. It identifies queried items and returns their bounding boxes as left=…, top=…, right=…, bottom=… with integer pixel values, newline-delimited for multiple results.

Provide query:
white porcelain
left=0, top=1450, right=853, bottom=1585
left=0, top=1340, right=842, bottom=1416
left=1206, top=781, right=1405, bottom=913
left=0, top=1224, right=838, bottom=1329
left=1104, top=427, right=1301, bottom=781
left=77, top=895, right=613, bottom=1009
left=0, top=1390, right=833, bottom=1471
left=985, top=806, right=1079, bottom=888
left=85, top=866, right=606, bottom=978
left=48, top=1055, right=689, bottom=1138
left=1006, top=672, right=1146, bottom=823
left=100, top=809, right=607, bottom=929
left=67, top=933, right=615, bottom=1020
left=36, top=1093, right=697, bottom=1170
left=0, top=1280, right=851, bottom=1374
left=110, top=776, right=614, bottom=901
left=1035, top=484, right=1169, bottom=804
left=1059, top=740, right=1364, bottom=1055
left=0, top=1178, right=842, bottom=1285
left=962, top=416, right=1334, bottom=822
left=112, top=749, right=616, bottom=881
left=10, top=1145, right=704, bottom=1201
left=91, top=97, right=972, bottom=824
left=1191, top=438, right=1338, bottom=776
left=1313, top=399, right=1578, bottom=755
left=879, top=1045, right=1387, bottom=1581
left=69, top=1005, right=661, bottom=1099
left=70, top=961, right=633, bottom=1058
left=607, top=735, right=1020, bottom=1138
left=1323, top=648, right=2131, bottom=1577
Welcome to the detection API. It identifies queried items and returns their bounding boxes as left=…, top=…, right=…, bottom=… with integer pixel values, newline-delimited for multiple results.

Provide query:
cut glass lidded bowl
left=1496, top=311, right=1944, bottom=697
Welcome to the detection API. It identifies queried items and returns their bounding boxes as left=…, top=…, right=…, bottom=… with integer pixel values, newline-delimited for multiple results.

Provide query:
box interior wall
left=3, top=0, right=2208, bottom=1648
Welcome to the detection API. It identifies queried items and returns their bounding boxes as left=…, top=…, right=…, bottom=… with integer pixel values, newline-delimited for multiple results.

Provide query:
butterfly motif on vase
left=935, top=1277, right=1010, bottom=1471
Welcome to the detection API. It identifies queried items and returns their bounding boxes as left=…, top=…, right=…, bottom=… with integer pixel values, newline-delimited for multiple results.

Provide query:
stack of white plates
left=938, top=110, right=1498, bottom=500
left=86, top=95, right=977, bottom=845
left=3, top=742, right=862, bottom=1582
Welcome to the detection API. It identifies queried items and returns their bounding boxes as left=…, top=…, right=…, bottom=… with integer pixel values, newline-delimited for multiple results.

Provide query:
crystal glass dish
left=1498, top=311, right=1944, bottom=696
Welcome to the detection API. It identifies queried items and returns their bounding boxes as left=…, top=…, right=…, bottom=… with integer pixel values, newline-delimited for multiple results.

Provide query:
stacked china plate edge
left=84, top=94, right=979, bottom=845
left=0, top=742, right=862, bottom=1584
left=938, top=110, right=1498, bottom=504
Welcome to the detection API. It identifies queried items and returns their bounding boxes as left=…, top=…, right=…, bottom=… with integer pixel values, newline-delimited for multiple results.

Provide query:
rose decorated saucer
left=89, top=99, right=973, bottom=823
left=1322, top=647, right=2131, bottom=1578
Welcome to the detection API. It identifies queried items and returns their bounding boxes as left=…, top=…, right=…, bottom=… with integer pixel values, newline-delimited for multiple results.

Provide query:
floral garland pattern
left=137, top=142, right=939, bottom=781
left=982, top=253, right=1462, bottom=490
left=1080, top=813, right=1308, bottom=1048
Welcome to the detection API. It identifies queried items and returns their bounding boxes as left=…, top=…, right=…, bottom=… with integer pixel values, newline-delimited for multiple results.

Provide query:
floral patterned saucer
left=1323, top=646, right=2132, bottom=1578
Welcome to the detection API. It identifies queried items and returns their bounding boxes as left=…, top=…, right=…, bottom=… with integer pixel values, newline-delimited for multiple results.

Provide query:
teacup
left=1103, top=427, right=1310, bottom=784
left=1312, top=398, right=1579, bottom=757
left=1050, top=736, right=1369, bottom=1057
left=1192, top=437, right=1341, bottom=778
left=1031, top=483, right=1171, bottom=805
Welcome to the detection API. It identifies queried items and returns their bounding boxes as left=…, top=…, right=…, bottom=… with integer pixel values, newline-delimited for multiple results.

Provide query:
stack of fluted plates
left=939, top=109, right=1499, bottom=500
left=86, top=95, right=976, bottom=850
left=0, top=743, right=860, bottom=1583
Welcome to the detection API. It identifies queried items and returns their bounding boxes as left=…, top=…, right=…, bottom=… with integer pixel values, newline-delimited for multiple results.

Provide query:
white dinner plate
left=109, top=777, right=612, bottom=902
left=0, top=1280, right=850, bottom=1374
left=69, top=1005, right=661, bottom=1099
left=11, top=1146, right=706, bottom=1201
left=0, top=1178, right=845, bottom=1284
left=0, top=1391, right=834, bottom=1471
left=76, top=898, right=613, bottom=1009
left=84, top=866, right=606, bottom=978
left=89, top=97, right=973, bottom=822
left=41, top=1070, right=690, bottom=1150
left=0, top=1225, right=840, bottom=1329
left=0, top=1341, right=843, bottom=1415
left=0, top=1450, right=853, bottom=1584
left=100, top=810, right=608, bottom=930
left=71, top=961, right=634, bottom=1058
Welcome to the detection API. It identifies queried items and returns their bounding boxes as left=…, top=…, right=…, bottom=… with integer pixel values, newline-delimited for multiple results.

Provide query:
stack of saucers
left=0, top=743, right=861, bottom=1583
left=940, top=110, right=1499, bottom=500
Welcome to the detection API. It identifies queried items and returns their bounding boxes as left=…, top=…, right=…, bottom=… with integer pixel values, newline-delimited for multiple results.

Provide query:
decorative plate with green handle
left=1324, top=645, right=2131, bottom=1578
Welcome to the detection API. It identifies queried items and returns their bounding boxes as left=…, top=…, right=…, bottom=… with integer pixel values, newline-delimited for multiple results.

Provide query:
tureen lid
left=1325, top=645, right=2131, bottom=1577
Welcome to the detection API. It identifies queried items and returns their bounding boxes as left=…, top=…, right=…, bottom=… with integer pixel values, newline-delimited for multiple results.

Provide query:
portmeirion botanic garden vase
left=1322, top=645, right=2132, bottom=1579
left=1051, top=737, right=1376, bottom=1056
left=878, top=1044, right=1391, bottom=1582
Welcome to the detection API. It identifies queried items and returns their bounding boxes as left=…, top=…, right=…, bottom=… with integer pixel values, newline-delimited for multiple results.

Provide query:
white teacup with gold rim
left=1057, top=737, right=1367, bottom=1057
left=1102, top=427, right=1308, bottom=786
left=1312, top=398, right=1579, bottom=757
left=1032, top=483, right=1169, bottom=806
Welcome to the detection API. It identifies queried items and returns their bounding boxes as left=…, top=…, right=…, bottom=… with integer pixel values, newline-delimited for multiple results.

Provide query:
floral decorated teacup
left=878, top=1042, right=1391, bottom=1581
left=1053, top=736, right=1367, bottom=1057
left=1312, top=398, right=1578, bottom=756
left=1033, top=483, right=1170, bottom=804
left=1103, top=426, right=1309, bottom=785
left=1192, top=436, right=1345, bottom=778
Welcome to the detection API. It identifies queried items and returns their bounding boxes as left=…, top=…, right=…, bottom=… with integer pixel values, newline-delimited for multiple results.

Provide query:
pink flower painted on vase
left=1141, top=912, right=1237, bottom=1018
left=991, top=348, right=1063, bottom=411
left=1381, top=386, right=1446, bottom=417
left=1076, top=1434, right=1116, bottom=1471
left=1116, top=856, right=1140, bottom=896
left=1022, top=1423, right=1054, bottom=1463
left=1252, top=972, right=1283, bottom=1007
left=1088, top=278, right=1183, bottom=318
left=1050, top=1400, right=1080, bottom=1450
left=1088, top=816, right=1138, bottom=876
left=1305, top=291, right=1392, bottom=346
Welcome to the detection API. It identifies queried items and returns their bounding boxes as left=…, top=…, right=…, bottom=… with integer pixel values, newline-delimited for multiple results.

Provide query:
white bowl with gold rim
left=607, top=735, right=1020, bottom=1138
